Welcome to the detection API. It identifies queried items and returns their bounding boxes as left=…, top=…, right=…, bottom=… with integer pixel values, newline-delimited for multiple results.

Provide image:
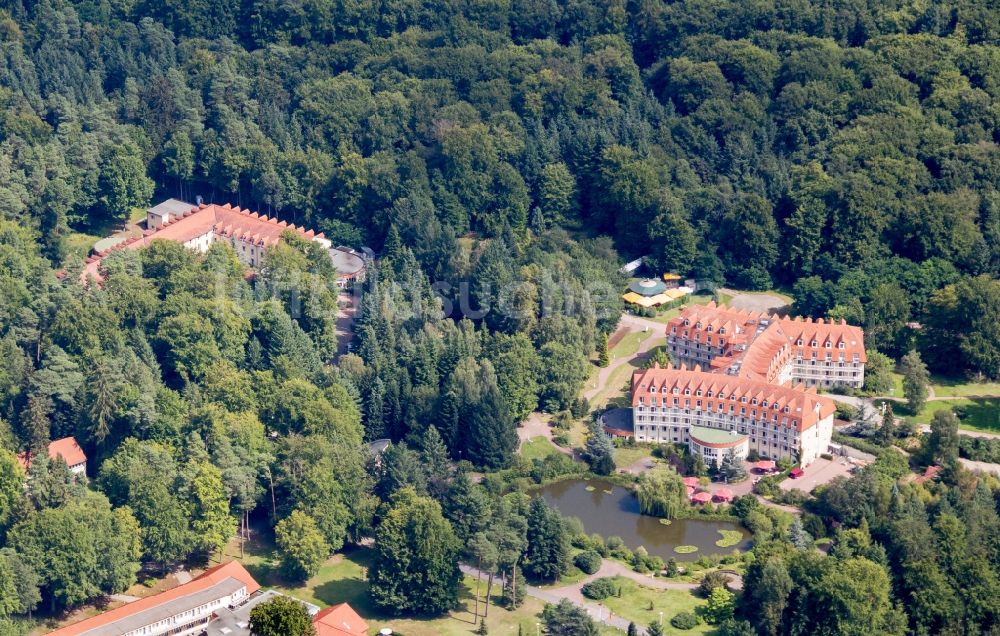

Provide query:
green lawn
left=613, top=446, right=652, bottom=468
left=521, top=436, right=561, bottom=462
left=903, top=398, right=1000, bottom=434
left=929, top=375, right=1000, bottom=398
left=590, top=361, right=639, bottom=410
left=600, top=577, right=711, bottom=635
left=609, top=330, right=646, bottom=360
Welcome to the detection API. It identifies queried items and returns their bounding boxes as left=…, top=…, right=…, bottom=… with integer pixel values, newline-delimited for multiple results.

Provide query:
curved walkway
left=584, top=323, right=661, bottom=403
left=462, top=557, right=743, bottom=634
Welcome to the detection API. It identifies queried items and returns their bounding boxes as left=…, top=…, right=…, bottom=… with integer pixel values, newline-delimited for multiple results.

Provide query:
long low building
left=631, top=364, right=837, bottom=465
left=82, top=200, right=366, bottom=287
left=48, top=561, right=260, bottom=636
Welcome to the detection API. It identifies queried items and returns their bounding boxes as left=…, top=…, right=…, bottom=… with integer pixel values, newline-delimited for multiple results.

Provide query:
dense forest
left=0, top=0, right=999, bottom=634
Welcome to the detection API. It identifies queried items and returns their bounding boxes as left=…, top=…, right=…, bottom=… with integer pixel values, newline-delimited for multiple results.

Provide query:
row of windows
left=639, top=388, right=795, bottom=412
left=634, top=414, right=800, bottom=436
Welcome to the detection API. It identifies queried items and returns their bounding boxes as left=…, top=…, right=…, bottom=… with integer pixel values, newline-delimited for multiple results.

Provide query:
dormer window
left=796, top=339, right=803, bottom=346
left=696, top=322, right=702, bottom=329
left=783, top=406, right=790, bottom=413
left=751, top=398, right=758, bottom=405
left=684, top=319, right=690, bottom=326
left=825, top=341, right=831, bottom=348
left=811, top=340, right=818, bottom=347
left=696, top=390, right=702, bottom=396
left=684, top=389, right=691, bottom=396
left=707, top=325, right=713, bottom=332
left=838, top=342, right=845, bottom=349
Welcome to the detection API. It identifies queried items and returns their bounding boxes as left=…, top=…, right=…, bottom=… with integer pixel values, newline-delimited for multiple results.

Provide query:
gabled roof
left=313, top=603, right=368, bottom=636
left=17, top=436, right=86, bottom=471
left=47, top=561, right=260, bottom=636
left=631, top=364, right=837, bottom=432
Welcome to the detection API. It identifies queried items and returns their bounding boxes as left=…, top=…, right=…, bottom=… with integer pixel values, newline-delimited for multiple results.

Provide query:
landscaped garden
left=598, top=577, right=712, bottom=635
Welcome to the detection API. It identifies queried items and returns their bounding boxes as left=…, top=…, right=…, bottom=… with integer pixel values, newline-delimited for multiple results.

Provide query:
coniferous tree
left=900, top=350, right=930, bottom=414
left=597, top=332, right=610, bottom=368
left=524, top=497, right=568, bottom=582
left=582, top=421, right=615, bottom=475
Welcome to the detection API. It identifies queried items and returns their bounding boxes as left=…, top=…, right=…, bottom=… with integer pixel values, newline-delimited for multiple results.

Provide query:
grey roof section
left=206, top=590, right=320, bottom=636
left=368, top=438, right=391, bottom=455
left=330, top=247, right=365, bottom=276
left=600, top=408, right=634, bottom=433
left=147, top=198, right=195, bottom=218
left=79, top=578, right=245, bottom=636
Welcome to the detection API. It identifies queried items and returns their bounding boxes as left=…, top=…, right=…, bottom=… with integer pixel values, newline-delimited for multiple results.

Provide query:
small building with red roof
left=17, top=436, right=87, bottom=476
left=313, top=602, right=369, bottom=636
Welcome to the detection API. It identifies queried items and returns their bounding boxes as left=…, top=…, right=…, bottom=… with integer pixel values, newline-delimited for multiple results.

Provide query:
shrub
left=574, top=550, right=602, bottom=575
left=698, top=570, right=732, bottom=597
left=581, top=577, right=618, bottom=600
left=671, top=611, right=699, bottom=630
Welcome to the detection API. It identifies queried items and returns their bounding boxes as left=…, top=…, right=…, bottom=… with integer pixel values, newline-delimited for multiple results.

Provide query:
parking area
left=778, top=457, right=854, bottom=493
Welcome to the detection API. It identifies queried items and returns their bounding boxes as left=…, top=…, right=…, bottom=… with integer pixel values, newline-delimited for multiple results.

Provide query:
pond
left=534, top=478, right=751, bottom=559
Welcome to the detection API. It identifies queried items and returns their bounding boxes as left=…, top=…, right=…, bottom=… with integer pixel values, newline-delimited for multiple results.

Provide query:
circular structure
left=688, top=425, right=749, bottom=465
left=628, top=278, right=667, bottom=297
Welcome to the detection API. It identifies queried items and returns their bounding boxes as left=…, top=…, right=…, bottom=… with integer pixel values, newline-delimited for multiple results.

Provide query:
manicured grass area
left=600, top=578, right=710, bottom=635
left=589, top=360, right=641, bottom=410
left=904, top=398, right=1000, bottom=434
left=929, top=375, right=1000, bottom=398
left=521, top=436, right=561, bottom=462
left=613, top=446, right=652, bottom=468
left=610, top=330, right=646, bottom=360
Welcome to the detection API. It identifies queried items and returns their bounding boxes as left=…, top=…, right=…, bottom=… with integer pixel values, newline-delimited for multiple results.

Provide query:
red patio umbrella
left=755, top=460, right=776, bottom=472
left=714, top=488, right=734, bottom=502
left=682, top=476, right=700, bottom=487
left=690, top=491, right=712, bottom=504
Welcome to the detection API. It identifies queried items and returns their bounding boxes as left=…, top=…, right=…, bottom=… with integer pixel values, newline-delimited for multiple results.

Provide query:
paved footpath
left=461, top=557, right=742, bottom=634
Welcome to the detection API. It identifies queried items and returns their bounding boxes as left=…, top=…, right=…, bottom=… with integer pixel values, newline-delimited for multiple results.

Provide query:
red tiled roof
left=17, top=436, right=86, bottom=471
left=666, top=303, right=867, bottom=375
left=47, top=561, right=260, bottom=636
left=313, top=603, right=368, bottom=636
left=631, top=364, right=837, bottom=432
left=82, top=203, right=328, bottom=284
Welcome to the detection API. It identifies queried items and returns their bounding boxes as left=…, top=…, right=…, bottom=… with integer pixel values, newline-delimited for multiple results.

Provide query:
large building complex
left=631, top=364, right=837, bottom=465
left=83, top=200, right=366, bottom=287
left=665, top=302, right=866, bottom=389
